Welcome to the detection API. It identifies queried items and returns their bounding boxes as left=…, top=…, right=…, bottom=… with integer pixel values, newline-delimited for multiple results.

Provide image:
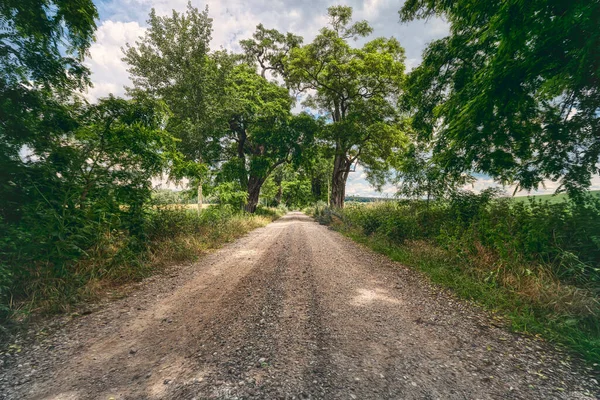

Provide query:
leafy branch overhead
left=400, top=0, right=600, bottom=196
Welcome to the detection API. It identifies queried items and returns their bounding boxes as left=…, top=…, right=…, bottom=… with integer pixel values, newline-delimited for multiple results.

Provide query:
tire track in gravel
left=1, top=212, right=598, bottom=400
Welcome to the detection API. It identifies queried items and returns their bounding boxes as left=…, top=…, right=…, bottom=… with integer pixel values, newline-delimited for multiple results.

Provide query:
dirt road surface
left=1, top=212, right=598, bottom=399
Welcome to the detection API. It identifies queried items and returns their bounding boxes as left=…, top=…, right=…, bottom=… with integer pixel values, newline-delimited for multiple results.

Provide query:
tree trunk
left=244, top=176, right=265, bottom=213
left=197, top=182, right=203, bottom=213
left=330, top=152, right=351, bottom=208
left=275, top=185, right=282, bottom=206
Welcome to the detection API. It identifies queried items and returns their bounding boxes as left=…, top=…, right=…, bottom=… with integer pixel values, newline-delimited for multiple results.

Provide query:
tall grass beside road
left=0, top=205, right=282, bottom=328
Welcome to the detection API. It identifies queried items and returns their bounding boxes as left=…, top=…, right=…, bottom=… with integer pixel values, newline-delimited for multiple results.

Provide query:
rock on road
left=2, top=212, right=598, bottom=399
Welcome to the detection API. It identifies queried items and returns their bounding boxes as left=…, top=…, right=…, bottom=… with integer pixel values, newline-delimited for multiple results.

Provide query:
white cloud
left=83, top=20, right=145, bottom=100
left=86, top=0, right=450, bottom=102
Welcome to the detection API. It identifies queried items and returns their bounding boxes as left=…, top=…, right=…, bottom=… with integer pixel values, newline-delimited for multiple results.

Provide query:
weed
left=1, top=205, right=280, bottom=327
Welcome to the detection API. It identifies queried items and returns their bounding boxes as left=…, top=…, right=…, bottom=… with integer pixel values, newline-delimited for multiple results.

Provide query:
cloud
left=83, top=20, right=145, bottom=100
left=86, top=0, right=449, bottom=100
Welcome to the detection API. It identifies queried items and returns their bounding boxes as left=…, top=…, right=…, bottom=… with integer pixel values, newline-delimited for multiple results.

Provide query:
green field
left=509, top=190, right=600, bottom=204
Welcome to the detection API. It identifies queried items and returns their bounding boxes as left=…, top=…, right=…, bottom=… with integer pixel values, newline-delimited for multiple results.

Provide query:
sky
left=87, top=0, right=599, bottom=197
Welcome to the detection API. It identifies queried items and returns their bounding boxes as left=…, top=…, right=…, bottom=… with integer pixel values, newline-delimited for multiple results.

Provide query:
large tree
left=400, top=0, right=600, bottom=195
left=122, top=2, right=219, bottom=169
left=216, top=65, right=319, bottom=212
left=124, top=5, right=318, bottom=213
left=244, top=6, right=408, bottom=207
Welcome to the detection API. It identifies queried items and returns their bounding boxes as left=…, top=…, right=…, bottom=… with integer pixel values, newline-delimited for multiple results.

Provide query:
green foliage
left=124, top=6, right=321, bottom=213
left=1, top=0, right=98, bottom=320
left=258, top=176, right=280, bottom=206
left=400, top=0, right=600, bottom=195
left=122, top=2, right=217, bottom=165
left=240, top=23, right=302, bottom=78
left=281, top=180, right=312, bottom=209
left=394, top=143, right=474, bottom=201
left=0, top=97, right=179, bottom=320
left=211, top=182, right=248, bottom=209
left=244, top=6, right=408, bottom=207
left=1, top=203, right=279, bottom=321
left=0, top=0, right=97, bottom=90
left=152, top=190, right=189, bottom=205
left=216, top=66, right=321, bottom=212
left=259, top=156, right=330, bottom=208
left=510, top=190, right=600, bottom=205
left=339, top=191, right=600, bottom=284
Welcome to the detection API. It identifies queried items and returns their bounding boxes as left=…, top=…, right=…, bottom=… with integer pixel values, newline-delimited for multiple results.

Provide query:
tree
left=1, top=0, right=98, bottom=223
left=243, top=6, right=408, bottom=207
left=240, top=24, right=302, bottom=78
left=260, top=157, right=330, bottom=207
left=394, top=143, right=474, bottom=205
left=281, top=179, right=313, bottom=208
left=1, top=96, right=178, bottom=277
left=122, top=2, right=217, bottom=203
left=124, top=6, right=319, bottom=213
left=216, top=65, right=319, bottom=212
left=400, top=0, right=600, bottom=195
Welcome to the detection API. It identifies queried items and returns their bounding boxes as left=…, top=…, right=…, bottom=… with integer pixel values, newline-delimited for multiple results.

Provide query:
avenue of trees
left=1, top=0, right=599, bottom=317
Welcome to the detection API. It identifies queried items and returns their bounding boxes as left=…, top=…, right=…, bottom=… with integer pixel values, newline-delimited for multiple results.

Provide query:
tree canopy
left=122, top=3, right=219, bottom=165
left=242, top=6, right=408, bottom=207
left=215, top=65, right=319, bottom=212
left=400, top=0, right=600, bottom=195
left=123, top=5, right=320, bottom=212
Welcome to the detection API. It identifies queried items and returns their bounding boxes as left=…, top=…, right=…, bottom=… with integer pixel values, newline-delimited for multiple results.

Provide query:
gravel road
left=1, top=212, right=598, bottom=399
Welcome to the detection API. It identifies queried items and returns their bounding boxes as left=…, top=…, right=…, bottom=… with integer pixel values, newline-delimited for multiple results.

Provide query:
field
left=509, top=190, right=600, bottom=204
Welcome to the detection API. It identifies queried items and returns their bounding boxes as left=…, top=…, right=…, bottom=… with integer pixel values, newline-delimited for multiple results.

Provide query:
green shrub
left=0, top=203, right=279, bottom=324
left=339, top=192, right=600, bottom=286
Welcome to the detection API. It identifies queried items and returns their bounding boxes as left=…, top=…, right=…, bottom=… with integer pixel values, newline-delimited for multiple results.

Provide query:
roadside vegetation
left=2, top=0, right=599, bottom=369
left=311, top=192, right=600, bottom=362
left=1, top=204, right=281, bottom=325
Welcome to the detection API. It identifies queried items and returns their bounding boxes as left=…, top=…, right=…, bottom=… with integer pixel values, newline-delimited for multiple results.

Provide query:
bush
left=0, top=203, right=279, bottom=324
left=337, top=192, right=600, bottom=287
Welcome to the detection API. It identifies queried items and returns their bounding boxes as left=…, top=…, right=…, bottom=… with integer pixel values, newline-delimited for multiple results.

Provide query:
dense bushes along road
left=312, top=191, right=600, bottom=363
left=0, top=205, right=283, bottom=329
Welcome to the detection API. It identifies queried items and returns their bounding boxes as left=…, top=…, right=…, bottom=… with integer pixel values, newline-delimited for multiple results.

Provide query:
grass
left=508, top=190, right=600, bottom=204
left=4, top=206, right=283, bottom=326
left=314, top=205, right=600, bottom=366
left=340, top=228, right=600, bottom=364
